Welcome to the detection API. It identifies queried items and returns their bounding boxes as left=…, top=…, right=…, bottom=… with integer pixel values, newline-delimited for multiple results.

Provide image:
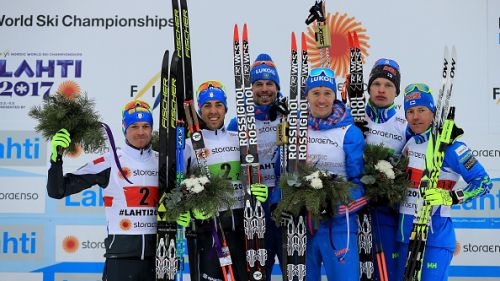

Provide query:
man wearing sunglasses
left=305, top=67, right=366, bottom=281
left=397, top=84, right=492, bottom=280
left=227, top=53, right=286, bottom=280
left=47, top=100, right=159, bottom=281
left=179, top=81, right=268, bottom=281
left=364, top=58, right=408, bottom=280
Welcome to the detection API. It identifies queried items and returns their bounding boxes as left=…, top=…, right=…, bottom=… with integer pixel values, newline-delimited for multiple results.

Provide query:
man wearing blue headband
left=227, top=53, right=286, bottom=280
left=304, top=67, right=366, bottom=281
left=180, top=81, right=268, bottom=281
left=397, top=83, right=492, bottom=280
left=47, top=100, right=158, bottom=281
left=363, top=58, right=407, bottom=280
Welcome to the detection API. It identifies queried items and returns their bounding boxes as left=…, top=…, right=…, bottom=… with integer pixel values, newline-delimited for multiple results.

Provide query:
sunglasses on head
left=122, top=100, right=151, bottom=115
left=373, top=58, right=400, bottom=71
left=251, top=60, right=276, bottom=69
left=196, top=80, right=226, bottom=95
left=310, top=67, right=335, bottom=78
left=404, top=83, right=431, bottom=95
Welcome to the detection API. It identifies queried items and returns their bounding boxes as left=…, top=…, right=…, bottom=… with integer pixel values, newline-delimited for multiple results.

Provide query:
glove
left=424, top=188, right=452, bottom=206
left=51, top=129, right=71, bottom=162
left=176, top=211, right=191, bottom=227
left=250, top=183, right=268, bottom=203
left=192, top=209, right=213, bottom=220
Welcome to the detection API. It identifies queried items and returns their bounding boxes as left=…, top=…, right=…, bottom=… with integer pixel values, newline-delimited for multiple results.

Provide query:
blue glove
left=192, top=209, right=213, bottom=220
left=424, top=188, right=452, bottom=206
left=51, top=129, right=71, bottom=162
left=176, top=211, right=191, bottom=227
left=250, top=183, right=268, bottom=203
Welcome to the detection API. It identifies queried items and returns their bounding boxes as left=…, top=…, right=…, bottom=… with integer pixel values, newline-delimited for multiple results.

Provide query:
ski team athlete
left=227, top=53, right=285, bottom=280
left=47, top=100, right=158, bottom=281
left=364, top=58, right=407, bottom=280
left=304, top=68, right=367, bottom=281
left=397, top=84, right=492, bottom=280
left=179, top=81, right=269, bottom=281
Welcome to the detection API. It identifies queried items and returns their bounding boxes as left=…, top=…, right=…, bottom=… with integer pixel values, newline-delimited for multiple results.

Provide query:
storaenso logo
left=0, top=225, right=43, bottom=261
left=366, top=129, right=403, bottom=141
left=308, top=137, right=339, bottom=147
left=472, top=149, right=500, bottom=157
left=408, top=151, right=425, bottom=159
left=132, top=169, right=158, bottom=177
left=211, top=146, right=239, bottom=155
left=0, top=131, right=46, bottom=166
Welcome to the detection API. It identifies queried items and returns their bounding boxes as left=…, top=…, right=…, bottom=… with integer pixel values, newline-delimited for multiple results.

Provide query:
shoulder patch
left=463, top=156, right=478, bottom=171
left=93, top=157, right=105, bottom=165
left=454, top=144, right=468, bottom=156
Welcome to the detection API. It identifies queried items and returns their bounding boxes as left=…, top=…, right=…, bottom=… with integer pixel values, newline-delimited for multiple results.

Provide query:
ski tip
left=347, top=32, right=353, bottom=48
left=291, top=32, right=297, bottom=50
left=243, top=23, right=248, bottom=40
left=233, top=24, right=239, bottom=41
left=353, top=31, right=360, bottom=48
left=301, top=32, right=307, bottom=51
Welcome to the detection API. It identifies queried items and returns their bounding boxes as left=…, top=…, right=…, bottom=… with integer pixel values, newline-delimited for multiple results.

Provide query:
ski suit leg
left=372, top=208, right=399, bottom=281
left=264, top=204, right=283, bottom=281
left=396, top=243, right=452, bottom=281
left=224, top=226, right=249, bottom=281
left=102, top=257, right=155, bottom=281
left=306, top=217, right=359, bottom=281
left=187, top=231, right=200, bottom=281
left=420, top=246, right=453, bottom=281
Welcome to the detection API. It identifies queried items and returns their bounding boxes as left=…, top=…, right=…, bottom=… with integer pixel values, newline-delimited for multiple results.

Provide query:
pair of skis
left=156, top=0, right=192, bottom=280
left=232, top=24, right=267, bottom=281
left=342, top=32, right=379, bottom=281
left=404, top=46, right=460, bottom=281
left=278, top=32, right=309, bottom=281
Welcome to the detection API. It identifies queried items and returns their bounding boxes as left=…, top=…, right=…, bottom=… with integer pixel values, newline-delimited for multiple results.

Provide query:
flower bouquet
left=361, top=143, right=411, bottom=208
left=274, top=164, right=354, bottom=223
left=29, top=88, right=105, bottom=155
left=161, top=168, right=236, bottom=221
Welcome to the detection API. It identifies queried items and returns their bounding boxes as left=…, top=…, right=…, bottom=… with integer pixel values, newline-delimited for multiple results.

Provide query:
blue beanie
left=404, top=83, right=436, bottom=112
left=122, top=100, right=153, bottom=134
left=305, top=68, right=337, bottom=95
left=250, top=53, right=280, bottom=89
left=197, top=81, right=227, bottom=112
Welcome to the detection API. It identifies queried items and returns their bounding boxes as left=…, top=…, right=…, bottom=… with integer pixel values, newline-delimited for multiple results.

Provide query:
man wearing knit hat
left=47, top=100, right=159, bottom=281
left=363, top=58, right=407, bottom=280
left=397, top=83, right=492, bottom=280
left=180, top=81, right=268, bottom=281
left=228, top=53, right=285, bottom=281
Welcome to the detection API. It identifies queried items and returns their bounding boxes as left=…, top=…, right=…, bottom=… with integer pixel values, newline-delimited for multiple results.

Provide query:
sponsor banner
left=55, top=273, right=102, bottom=281
left=55, top=225, right=106, bottom=262
left=0, top=224, right=44, bottom=261
left=452, top=228, right=500, bottom=266
left=57, top=185, right=106, bottom=215
left=451, top=180, right=500, bottom=223
left=0, top=131, right=46, bottom=166
left=0, top=272, right=43, bottom=281
left=0, top=177, right=45, bottom=213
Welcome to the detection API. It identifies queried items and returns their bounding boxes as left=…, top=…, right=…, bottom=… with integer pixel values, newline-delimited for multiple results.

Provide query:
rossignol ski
left=279, top=32, right=308, bottom=281
left=233, top=23, right=267, bottom=281
left=404, top=46, right=461, bottom=281
left=343, top=31, right=377, bottom=281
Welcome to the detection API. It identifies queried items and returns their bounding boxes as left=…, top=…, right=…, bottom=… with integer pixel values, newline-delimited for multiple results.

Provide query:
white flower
left=198, top=176, right=210, bottom=186
left=190, top=183, right=205, bottom=194
left=310, top=178, right=323, bottom=189
left=375, top=160, right=395, bottom=180
left=304, top=170, right=326, bottom=189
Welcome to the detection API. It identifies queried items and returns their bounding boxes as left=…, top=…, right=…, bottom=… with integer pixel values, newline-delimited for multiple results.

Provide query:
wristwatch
left=451, top=190, right=465, bottom=205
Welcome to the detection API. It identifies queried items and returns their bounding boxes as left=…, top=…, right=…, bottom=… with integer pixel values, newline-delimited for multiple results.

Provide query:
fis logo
left=493, top=87, right=500, bottom=104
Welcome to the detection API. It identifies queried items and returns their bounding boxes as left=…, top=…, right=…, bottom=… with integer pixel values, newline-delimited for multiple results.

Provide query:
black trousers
left=102, top=257, right=155, bottom=281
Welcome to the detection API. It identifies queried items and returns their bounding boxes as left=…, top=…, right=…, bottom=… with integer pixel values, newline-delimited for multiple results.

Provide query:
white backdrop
left=1, top=0, right=499, bottom=280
